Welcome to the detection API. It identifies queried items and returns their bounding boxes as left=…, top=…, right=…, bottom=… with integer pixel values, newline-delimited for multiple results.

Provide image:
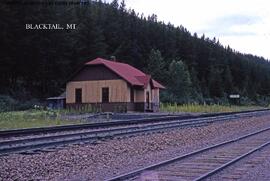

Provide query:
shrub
left=0, top=95, right=41, bottom=112
left=0, top=95, right=17, bottom=112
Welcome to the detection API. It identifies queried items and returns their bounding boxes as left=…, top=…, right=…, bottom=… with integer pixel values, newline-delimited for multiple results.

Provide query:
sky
left=107, top=0, right=270, bottom=59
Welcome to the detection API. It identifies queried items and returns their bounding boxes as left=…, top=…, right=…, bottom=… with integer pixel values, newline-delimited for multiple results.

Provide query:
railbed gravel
left=1, top=115, right=270, bottom=180
left=206, top=144, right=270, bottom=181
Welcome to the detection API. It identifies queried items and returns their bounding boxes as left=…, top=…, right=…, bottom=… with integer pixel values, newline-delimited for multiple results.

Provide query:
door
left=130, top=88, right=134, bottom=102
left=146, top=91, right=150, bottom=109
left=102, top=87, right=109, bottom=103
left=75, top=88, right=82, bottom=103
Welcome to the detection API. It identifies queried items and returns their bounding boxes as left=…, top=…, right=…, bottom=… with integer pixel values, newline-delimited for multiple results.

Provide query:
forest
left=1, top=0, right=270, bottom=110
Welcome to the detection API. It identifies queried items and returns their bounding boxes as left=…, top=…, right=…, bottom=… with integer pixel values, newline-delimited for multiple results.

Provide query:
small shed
left=47, top=92, right=66, bottom=109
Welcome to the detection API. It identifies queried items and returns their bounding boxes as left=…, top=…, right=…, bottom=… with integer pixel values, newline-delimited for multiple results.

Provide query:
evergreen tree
left=208, top=67, right=224, bottom=98
left=119, top=0, right=126, bottom=12
left=110, top=0, right=119, bottom=9
left=190, top=68, right=203, bottom=102
left=167, top=60, right=192, bottom=103
left=74, top=6, right=107, bottom=64
left=2, top=0, right=270, bottom=105
left=145, top=49, right=165, bottom=82
left=190, top=67, right=201, bottom=93
left=223, top=66, right=233, bottom=94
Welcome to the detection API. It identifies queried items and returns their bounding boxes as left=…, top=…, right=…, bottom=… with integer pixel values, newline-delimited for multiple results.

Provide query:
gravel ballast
left=206, top=144, right=270, bottom=181
left=1, top=115, right=270, bottom=180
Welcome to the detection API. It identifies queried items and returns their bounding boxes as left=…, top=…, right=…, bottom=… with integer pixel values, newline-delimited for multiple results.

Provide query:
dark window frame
left=102, top=87, right=109, bottom=103
left=75, top=88, right=82, bottom=103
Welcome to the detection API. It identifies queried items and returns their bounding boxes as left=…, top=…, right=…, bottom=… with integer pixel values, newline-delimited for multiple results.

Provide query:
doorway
left=146, top=91, right=150, bottom=110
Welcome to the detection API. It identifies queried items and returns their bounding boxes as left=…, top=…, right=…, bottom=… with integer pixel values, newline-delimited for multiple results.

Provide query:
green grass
left=0, top=104, right=267, bottom=130
left=160, top=103, right=265, bottom=113
left=0, top=109, right=85, bottom=130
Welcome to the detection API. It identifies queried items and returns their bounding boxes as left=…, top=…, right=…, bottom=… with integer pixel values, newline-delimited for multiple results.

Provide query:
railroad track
left=0, top=109, right=269, bottom=156
left=106, top=126, right=270, bottom=181
left=1, top=109, right=269, bottom=138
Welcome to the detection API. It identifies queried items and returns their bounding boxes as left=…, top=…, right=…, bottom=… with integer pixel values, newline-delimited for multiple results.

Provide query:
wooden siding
left=134, top=83, right=158, bottom=103
left=72, top=65, right=120, bottom=81
left=134, top=89, right=144, bottom=102
left=152, top=88, right=159, bottom=103
left=151, top=88, right=160, bottom=112
left=66, top=79, right=130, bottom=103
left=144, top=82, right=152, bottom=102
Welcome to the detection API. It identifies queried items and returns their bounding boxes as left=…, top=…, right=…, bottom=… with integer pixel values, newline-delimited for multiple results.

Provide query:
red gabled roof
left=135, top=75, right=151, bottom=88
left=85, top=58, right=165, bottom=89
left=152, top=79, right=165, bottom=89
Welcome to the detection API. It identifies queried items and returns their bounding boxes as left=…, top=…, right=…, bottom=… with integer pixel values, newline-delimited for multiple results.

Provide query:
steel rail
left=0, top=114, right=240, bottom=155
left=194, top=140, right=270, bottom=181
left=0, top=109, right=268, bottom=138
left=106, top=126, right=270, bottom=181
left=0, top=110, right=269, bottom=156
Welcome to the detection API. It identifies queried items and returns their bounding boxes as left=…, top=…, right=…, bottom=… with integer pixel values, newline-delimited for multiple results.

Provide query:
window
left=102, top=87, right=109, bottom=103
left=130, top=88, right=134, bottom=102
left=75, top=88, right=82, bottom=103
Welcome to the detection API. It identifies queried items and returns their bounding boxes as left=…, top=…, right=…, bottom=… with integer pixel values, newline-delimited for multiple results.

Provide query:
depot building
left=65, top=58, right=165, bottom=112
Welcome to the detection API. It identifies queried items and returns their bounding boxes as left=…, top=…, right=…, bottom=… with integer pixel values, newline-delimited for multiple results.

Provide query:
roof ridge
left=84, top=58, right=165, bottom=89
left=92, top=57, right=130, bottom=66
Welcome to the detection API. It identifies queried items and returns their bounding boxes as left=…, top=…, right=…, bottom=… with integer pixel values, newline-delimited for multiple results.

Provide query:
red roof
left=85, top=58, right=165, bottom=89
left=135, top=75, right=151, bottom=88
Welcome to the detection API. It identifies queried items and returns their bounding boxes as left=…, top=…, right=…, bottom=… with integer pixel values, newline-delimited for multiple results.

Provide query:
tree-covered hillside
left=1, top=0, right=270, bottom=106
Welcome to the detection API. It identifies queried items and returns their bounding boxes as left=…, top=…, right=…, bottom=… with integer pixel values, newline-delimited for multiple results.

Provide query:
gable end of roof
left=81, top=57, right=165, bottom=89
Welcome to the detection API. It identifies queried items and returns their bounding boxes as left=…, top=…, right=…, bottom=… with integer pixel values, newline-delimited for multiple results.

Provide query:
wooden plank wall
left=134, top=89, right=144, bottom=102
left=145, top=83, right=152, bottom=102
left=152, top=88, right=159, bottom=103
left=134, top=83, right=160, bottom=104
left=66, top=79, right=130, bottom=103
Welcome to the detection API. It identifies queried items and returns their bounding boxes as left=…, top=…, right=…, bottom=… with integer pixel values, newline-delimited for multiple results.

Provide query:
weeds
left=160, top=103, right=263, bottom=113
left=0, top=109, right=84, bottom=130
